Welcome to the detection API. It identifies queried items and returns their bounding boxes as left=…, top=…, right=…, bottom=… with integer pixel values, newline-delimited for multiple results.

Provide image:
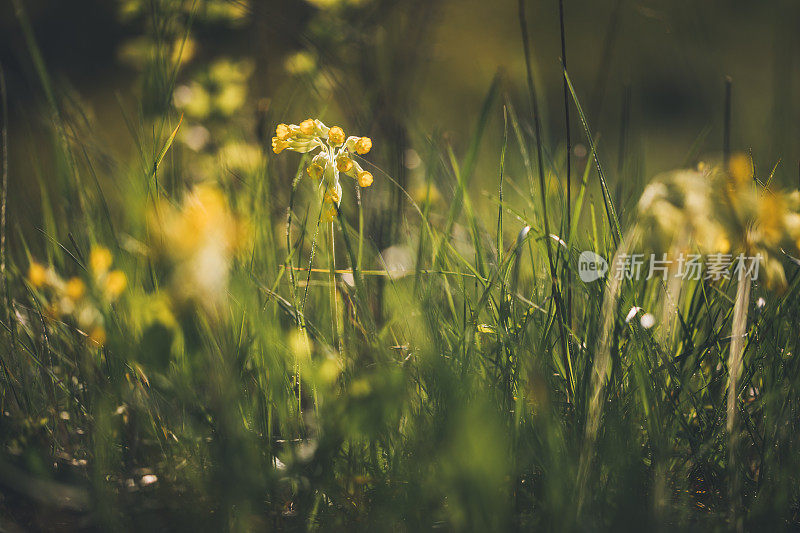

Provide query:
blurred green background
left=1, top=0, right=798, bottom=232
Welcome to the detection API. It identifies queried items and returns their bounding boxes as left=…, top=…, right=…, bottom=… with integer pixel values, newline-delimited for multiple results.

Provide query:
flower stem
left=727, top=268, right=751, bottom=532
left=328, top=221, right=340, bottom=352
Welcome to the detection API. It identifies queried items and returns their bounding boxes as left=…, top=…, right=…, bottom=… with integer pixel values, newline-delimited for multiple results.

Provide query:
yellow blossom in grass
left=358, top=170, right=373, bottom=187
left=90, top=247, right=113, bottom=276
left=272, top=118, right=375, bottom=215
left=336, top=155, right=354, bottom=173
left=328, top=126, right=345, bottom=145
left=757, top=193, right=787, bottom=246
left=729, top=153, right=752, bottom=187
left=355, top=137, right=372, bottom=155
left=214, top=83, right=247, bottom=116
left=65, top=277, right=86, bottom=301
left=411, top=183, right=442, bottom=205
left=299, top=119, right=316, bottom=136
left=150, top=184, right=246, bottom=312
left=714, top=234, right=731, bottom=254
left=104, top=270, right=127, bottom=300
left=28, top=262, right=48, bottom=288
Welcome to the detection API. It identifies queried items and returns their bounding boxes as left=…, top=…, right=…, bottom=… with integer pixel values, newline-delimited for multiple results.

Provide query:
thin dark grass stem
left=518, top=0, right=573, bottom=399
left=558, top=0, right=573, bottom=336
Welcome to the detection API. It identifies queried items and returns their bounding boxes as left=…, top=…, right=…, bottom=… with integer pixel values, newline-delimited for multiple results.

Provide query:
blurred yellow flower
left=90, top=247, right=113, bottom=277
left=729, top=153, right=752, bottom=187
left=104, top=271, right=128, bottom=301
left=28, top=262, right=48, bottom=288
left=638, top=162, right=800, bottom=290
left=284, top=51, right=316, bottom=75
left=65, top=277, right=86, bottom=301
left=214, top=83, right=247, bottom=116
left=26, top=254, right=118, bottom=348
left=150, top=184, right=247, bottom=311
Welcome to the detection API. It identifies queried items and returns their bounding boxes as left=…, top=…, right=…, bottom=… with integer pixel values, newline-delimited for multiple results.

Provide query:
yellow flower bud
left=307, top=163, right=324, bottom=179
left=357, top=170, right=373, bottom=188
left=271, top=136, right=288, bottom=154
left=299, top=119, right=315, bottom=136
left=336, top=156, right=354, bottom=173
left=65, top=277, right=86, bottom=301
left=355, top=137, right=372, bottom=155
left=275, top=123, right=291, bottom=140
left=322, top=205, right=337, bottom=223
left=28, top=262, right=48, bottom=288
left=328, top=126, right=345, bottom=146
left=324, top=187, right=341, bottom=204
left=104, top=270, right=127, bottom=300
left=89, top=247, right=113, bottom=276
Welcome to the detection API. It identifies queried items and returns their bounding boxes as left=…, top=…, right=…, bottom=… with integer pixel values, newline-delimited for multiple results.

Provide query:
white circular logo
left=578, top=251, right=608, bottom=282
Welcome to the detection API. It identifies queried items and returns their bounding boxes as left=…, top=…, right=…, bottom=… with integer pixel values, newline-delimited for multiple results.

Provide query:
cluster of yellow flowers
left=27, top=247, right=127, bottom=346
left=173, top=59, right=253, bottom=119
left=272, top=119, right=373, bottom=221
left=149, top=184, right=248, bottom=312
left=637, top=154, right=800, bottom=289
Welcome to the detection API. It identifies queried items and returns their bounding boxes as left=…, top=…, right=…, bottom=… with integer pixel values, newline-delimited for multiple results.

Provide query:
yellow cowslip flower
left=307, top=163, right=324, bottom=179
left=271, top=118, right=375, bottom=217
left=28, top=262, right=48, bottom=288
left=355, top=137, right=372, bottom=155
left=90, top=247, right=113, bottom=277
left=358, top=170, right=373, bottom=188
left=65, top=277, right=86, bottom=301
left=272, top=136, right=289, bottom=154
left=299, top=119, right=316, bottom=136
left=336, top=155, right=353, bottom=173
left=104, top=270, right=127, bottom=300
left=275, top=123, right=292, bottom=140
left=328, top=126, right=345, bottom=146
left=324, top=186, right=341, bottom=205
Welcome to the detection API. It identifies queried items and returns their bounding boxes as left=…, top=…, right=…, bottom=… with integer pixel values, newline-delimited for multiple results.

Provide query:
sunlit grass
left=2, top=1, right=800, bottom=531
